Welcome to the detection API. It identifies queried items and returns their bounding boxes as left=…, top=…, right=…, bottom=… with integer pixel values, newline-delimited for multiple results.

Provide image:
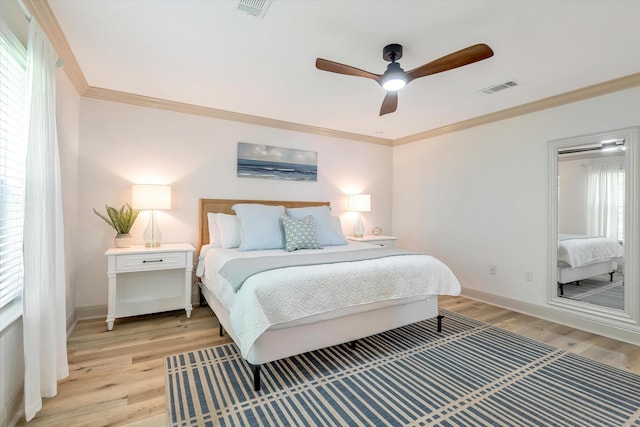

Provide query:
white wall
left=75, top=98, right=393, bottom=310
left=392, top=86, right=640, bottom=341
left=558, top=158, right=588, bottom=235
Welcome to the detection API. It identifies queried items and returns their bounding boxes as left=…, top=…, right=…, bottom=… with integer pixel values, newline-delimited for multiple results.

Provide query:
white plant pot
left=114, top=233, right=133, bottom=248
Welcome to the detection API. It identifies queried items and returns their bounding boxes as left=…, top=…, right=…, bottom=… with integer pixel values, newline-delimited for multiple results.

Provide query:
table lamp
left=131, top=184, right=171, bottom=247
left=347, top=194, right=371, bottom=238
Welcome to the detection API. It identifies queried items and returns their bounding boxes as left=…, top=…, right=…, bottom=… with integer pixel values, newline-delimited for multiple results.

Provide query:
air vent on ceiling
left=481, top=80, right=519, bottom=95
left=237, top=0, right=273, bottom=18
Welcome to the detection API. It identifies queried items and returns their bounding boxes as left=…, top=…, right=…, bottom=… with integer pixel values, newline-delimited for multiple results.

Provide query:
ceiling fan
left=315, top=43, right=494, bottom=116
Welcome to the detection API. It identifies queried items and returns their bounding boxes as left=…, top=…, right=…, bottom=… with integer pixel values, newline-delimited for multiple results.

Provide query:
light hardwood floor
left=16, top=296, right=640, bottom=426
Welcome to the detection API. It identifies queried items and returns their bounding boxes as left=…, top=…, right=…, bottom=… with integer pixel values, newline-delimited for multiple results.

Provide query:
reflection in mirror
left=557, top=140, right=625, bottom=310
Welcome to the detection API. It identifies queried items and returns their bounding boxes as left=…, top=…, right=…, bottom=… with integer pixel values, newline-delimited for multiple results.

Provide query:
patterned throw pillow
left=281, top=214, right=321, bottom=252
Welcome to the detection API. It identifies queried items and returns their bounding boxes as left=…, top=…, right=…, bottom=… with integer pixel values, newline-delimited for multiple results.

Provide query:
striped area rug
left=165, top=310, right=640, bottom=426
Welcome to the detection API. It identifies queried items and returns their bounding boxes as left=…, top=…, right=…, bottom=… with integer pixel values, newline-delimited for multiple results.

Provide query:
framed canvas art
left=237, top=142, right=318, bottom=182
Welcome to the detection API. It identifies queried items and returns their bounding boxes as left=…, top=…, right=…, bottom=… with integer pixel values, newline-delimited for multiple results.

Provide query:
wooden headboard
left=198, top=198, right=329, bottom=250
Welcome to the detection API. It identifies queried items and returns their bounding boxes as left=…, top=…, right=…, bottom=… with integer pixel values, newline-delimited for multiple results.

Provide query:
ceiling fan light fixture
left=382, top=76, right=406, bottom=91
left=381, top=62, right=407, bottom=91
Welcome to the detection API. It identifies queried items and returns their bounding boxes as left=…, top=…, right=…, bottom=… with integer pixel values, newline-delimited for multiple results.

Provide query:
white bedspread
left=198, top=242, right=461, bottom=358
left=558, top=234, right=624, bottom=268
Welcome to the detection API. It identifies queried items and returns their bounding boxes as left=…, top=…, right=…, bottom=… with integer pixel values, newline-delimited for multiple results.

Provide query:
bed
left=557, top=234, right=624, bottom=295
left=196, top=198, right=461, bottom=390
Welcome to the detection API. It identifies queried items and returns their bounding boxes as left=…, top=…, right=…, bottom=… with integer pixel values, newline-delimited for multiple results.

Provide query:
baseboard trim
left=462, top=288, right=640, bottom=345
left=76, top=305, right=107, bottom=320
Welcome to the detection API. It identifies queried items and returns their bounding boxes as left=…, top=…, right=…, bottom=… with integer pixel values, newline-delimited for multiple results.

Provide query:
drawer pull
left=143, top=259, right=164, bottom=263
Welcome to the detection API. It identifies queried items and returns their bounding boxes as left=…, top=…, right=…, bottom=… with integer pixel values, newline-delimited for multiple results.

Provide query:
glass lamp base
left=143, top=210, right=162, bottom=247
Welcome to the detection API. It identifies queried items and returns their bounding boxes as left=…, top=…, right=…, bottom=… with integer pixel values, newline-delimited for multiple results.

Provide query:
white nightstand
left=347, top=235, right=397, bottom=247
left=105, top=243, right=195, bottom=330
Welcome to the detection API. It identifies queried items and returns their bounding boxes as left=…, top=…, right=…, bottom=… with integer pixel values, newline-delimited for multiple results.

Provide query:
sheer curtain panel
left=587, top=161, right=621, bottom=241
left=22, top=20, right=69, bottom=422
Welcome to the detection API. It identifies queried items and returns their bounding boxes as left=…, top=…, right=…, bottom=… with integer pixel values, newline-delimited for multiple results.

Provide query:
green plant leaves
left=93, top=203, right=140, bottom=234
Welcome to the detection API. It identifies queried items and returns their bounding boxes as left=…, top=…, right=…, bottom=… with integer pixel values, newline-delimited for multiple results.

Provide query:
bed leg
left=558, top=283, right=564, bottom=296
left=198, top=283, right=208, bottom=307
left=610, top=271, right=614, bottom=282
left=219, top=324, right=224, bottom=337
left=253, top=365, right=261, bottom=392
left=437, top=314, right=444, bottom=333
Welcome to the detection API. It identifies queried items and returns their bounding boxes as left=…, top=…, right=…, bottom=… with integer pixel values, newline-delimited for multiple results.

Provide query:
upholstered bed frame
left=197, top=198, right=441, bottom=391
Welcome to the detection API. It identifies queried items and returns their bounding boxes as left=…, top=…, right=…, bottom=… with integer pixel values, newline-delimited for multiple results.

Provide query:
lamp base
left=354, top=213, right=365, bottom=238
left=143, top=210, right=162, bottom=248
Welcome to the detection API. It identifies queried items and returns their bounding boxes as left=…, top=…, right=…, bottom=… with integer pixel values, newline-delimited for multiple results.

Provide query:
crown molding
left=82, top=86, right=393, bottom=146
left=25, top=1, right=640, bottom=147
left=393, top=72, right=640, bottom=146
left=21, top=0, right=88, bottom=94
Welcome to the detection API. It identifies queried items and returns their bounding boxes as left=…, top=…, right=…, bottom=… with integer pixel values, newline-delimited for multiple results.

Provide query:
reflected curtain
left=586, top=161, right=622, bottom=240
left=22, top=19, right=69, bottom=421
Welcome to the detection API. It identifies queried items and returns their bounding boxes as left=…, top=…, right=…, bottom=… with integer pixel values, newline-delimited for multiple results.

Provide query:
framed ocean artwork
left=237, top=142, right=318, bottom=182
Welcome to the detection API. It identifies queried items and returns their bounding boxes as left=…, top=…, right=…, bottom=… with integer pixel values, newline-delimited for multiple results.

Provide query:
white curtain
left=22, top=20, right=69, bottom=422
left=586, top=161, right=621, bottom=240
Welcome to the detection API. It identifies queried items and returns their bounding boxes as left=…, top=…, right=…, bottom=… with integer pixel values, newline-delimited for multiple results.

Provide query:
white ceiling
left=48, top=0, right=640, bottom=140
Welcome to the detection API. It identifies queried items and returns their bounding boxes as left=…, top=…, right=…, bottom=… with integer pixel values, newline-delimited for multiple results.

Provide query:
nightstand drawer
left=116, top=251, right=187, bottom=272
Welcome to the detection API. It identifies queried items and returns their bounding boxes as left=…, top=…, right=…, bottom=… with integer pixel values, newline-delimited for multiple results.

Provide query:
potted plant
left=93, top=204, right=140, bottom=248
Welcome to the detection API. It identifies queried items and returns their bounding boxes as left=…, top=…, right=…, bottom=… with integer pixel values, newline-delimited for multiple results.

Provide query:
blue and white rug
left=165, top=310, right=640, bottom=426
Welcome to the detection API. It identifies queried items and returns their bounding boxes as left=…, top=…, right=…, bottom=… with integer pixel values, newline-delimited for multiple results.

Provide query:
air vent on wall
left=481, top=80, right=519, bottom=94
left=237, top=0, right=273, bottom=18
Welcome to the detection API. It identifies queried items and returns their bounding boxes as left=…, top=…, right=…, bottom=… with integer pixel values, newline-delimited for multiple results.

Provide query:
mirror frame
left=548, top=127, right=639, bottom=326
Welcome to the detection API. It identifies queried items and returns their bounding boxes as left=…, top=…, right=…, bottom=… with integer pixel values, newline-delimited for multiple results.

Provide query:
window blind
left=0, top=22, right=27, bottom=311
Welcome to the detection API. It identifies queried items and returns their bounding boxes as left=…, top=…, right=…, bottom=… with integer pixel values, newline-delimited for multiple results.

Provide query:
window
left=0, top=22, right=27, bottom=313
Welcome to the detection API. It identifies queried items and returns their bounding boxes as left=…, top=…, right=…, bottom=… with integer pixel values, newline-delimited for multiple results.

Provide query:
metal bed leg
left=253, top=365, right=261, bottom=392
left=610, top=271, right=615, bottom=281
left=437, top=314, right=444, bottom=333
left=558, top=282, right=564, bottom=296
left=219, top=324, right=224, bottom=337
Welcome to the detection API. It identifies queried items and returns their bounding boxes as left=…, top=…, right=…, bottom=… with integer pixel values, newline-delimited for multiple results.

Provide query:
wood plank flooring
left=16, top=296, right=640, bottom=426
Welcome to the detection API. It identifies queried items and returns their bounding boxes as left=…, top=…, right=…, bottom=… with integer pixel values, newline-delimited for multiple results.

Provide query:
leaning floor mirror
left=549, top=127, right=639, bottom=325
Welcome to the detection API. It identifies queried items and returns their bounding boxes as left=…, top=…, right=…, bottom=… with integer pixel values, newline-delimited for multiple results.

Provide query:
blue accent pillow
left=281, top=215, right=322, bottom=252
left=232, top=204, right=286, bottom=251
left=286, top=205, right=347, bottom=246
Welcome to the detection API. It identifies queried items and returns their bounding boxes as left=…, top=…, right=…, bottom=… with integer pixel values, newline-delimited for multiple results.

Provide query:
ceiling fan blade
left=379, top=91, right=398, bottom=116
left=316, top=58, right=382, bottom=83
left=405, top=43, right=494, bottom=83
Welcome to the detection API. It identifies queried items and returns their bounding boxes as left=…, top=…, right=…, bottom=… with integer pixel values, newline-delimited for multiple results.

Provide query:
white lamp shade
left=131, top=184, right=171, bottom=210
left=347, top=194, right=371, bottom=212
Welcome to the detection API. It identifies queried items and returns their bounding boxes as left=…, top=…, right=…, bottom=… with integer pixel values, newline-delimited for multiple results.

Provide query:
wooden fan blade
left=406, top=43, right=494, bottom=83
left=379, top=91, right=398, bottom=116
left=316, top=58, right=382, bottom=83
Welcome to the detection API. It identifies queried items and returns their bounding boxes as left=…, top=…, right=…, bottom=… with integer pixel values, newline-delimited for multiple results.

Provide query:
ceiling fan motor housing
left=383, top=44, right=403, bottom=62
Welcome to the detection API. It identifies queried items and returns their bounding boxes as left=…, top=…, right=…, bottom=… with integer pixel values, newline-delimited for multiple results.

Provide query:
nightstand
left=347, top=235, right=397, bottom=247
left=105, top=243, right=195, bottom=330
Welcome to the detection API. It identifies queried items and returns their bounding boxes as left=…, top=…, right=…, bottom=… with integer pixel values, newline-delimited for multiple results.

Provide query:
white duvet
left=197, top=242, right=461, bottom=358
left=558, top=234, right=624, bottom=268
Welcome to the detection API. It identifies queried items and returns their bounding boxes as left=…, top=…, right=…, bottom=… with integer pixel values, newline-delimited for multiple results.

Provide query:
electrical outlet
left=489, top=265, right=497, bottom=275
left=525, top=272, right=533, bottom=281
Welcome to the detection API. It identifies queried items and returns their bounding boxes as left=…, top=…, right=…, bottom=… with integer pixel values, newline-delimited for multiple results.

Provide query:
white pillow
left=232, top=204, right=286, bottom=251
left=331, top=215, right=346, bottom=240
left=216, top=213, right=241, bottom=248
left=207, top=212, right=221, bottom=247
left=286, top=206, right=347, bottom=246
